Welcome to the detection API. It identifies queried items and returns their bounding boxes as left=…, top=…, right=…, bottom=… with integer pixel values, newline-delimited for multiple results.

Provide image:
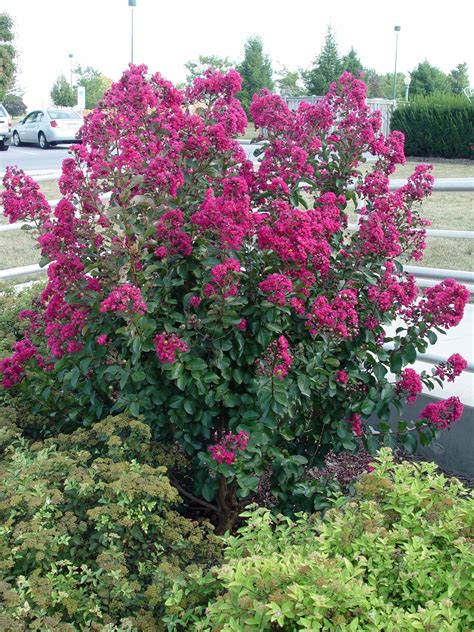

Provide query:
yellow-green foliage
left=0, top=414, right=220, bottom=631
left=165, top=449, right=474, bottom=631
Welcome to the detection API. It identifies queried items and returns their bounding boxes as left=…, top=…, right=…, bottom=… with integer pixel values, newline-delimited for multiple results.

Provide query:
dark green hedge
left=391, top=96, right=474, bottom=158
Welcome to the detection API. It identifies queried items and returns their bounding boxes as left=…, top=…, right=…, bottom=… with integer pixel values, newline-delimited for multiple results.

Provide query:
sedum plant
left=0, top=66, right=469, bottom=530
left=164, top=448, right=474, bottom=631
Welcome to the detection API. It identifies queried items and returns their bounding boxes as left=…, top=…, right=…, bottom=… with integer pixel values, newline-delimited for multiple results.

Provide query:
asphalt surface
left=0, top=143, right=73, bottom=173
left=0, top=141, right=260, bottom=175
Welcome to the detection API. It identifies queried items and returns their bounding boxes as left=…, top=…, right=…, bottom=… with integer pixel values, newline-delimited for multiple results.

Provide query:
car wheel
left=0, top=140, right=8, bottom=151
left=13, top=132, right=21, bottom=147
left=38, top=132, right=50, bottom=149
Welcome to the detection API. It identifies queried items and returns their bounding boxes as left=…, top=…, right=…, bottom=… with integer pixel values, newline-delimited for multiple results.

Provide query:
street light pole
left=128, top=0, right=136, bottom=64
left=68, top=53, right=74, bottom=89
left=392, top=26, right=401, bottom=102
left=404, top=75, right=411, bottom=103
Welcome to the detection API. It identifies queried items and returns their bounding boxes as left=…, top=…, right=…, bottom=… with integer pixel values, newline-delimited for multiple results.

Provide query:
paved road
left=0, top=144, right=75, bottom=174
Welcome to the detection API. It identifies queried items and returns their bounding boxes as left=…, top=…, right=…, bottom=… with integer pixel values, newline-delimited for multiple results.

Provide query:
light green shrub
left=0, top=414, right=221, bottom=631
left=165, top=448, right=474, bottom=631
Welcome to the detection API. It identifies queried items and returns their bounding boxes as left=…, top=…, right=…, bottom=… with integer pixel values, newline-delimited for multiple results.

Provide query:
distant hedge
left=391, top=95, right=474, bottom=158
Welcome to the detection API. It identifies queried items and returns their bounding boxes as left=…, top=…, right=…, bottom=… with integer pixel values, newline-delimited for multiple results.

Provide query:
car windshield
left=47, top=110, right=82, bottom=120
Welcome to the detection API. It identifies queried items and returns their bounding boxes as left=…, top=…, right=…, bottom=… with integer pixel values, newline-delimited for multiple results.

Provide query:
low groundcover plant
left=0, top=66, right=469, bottom=530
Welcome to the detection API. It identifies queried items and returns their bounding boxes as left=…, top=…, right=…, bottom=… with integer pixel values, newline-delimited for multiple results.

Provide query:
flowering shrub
left=164, top=449, right=474, bottom=630
left=0, top=66, right=469, bottom=530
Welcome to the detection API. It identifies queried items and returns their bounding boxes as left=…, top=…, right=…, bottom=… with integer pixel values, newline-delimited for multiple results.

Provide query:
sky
left=3, top=0, right=474, bottom=109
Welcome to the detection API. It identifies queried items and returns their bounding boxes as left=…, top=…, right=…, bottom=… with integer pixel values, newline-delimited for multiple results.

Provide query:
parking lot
left=0, top=144, right=72, bottom=173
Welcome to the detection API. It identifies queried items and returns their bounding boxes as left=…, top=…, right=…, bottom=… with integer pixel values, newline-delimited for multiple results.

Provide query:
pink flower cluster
left=208, top=430, right=249, bottom=465
left=100, top=284, right=147, bottom=315
left=259, top=273, right=293, bottom=306
left=415, top=279, right=470, bottom=329
left=307, top=290, right=359, bottom=339
left=154, top=209, right=192, bottom=259
left=435, top=353, right=467, bottom=382
left=396, top=368, right=423, bottom=403
left=419, top=396, right=464, bottom=430
left=0, top=165, right=51, bottom=223
left=0, top=338, right=39, bottom=388
left=349, top=413, right=364, bottom=436
left=336, top=370, right=348, bottom=385
left=205, top=258, right=241, bottom=298
left=154, top=332, right=189, bottom=364
left=257, top=336, right=293, bottom=380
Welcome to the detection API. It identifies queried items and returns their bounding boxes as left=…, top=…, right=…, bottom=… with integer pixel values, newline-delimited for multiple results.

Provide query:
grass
left=0, top=163, right=472, bottom=277
left=238, top=122, right=258, bottom=141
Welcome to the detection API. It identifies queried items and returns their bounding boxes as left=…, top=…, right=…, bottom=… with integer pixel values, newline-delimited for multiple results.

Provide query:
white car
left=0, top=103, right=12, bottom=151
left=12, top=109, right=83, bottom=149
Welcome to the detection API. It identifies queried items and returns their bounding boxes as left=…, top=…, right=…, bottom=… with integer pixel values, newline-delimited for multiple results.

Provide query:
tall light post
left=404, top=75, right=411, bottom=102
left=68, top=53, right=74, bottom=89
left=128, top=0, right=136, bottom=64
left=392, top=25, right=401, bottom=102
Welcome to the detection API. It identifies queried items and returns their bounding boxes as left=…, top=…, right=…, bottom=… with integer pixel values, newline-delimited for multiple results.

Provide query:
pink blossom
left=154, top=333, right=189, bottom=364
left=434, top=353, right=467, bottom=382
left=237, top=318, right=247, bottom=331
left=259, top=273, right=293, bottom=306
left=396, top=368, right=423, bottom=403
left=100, top=284, right=147, bottom=315
left=189, top=295, right=202, bottom=309
left=97, top=334, right=108, bottom=346
left=419, top=396, right=464, bottom=430
left=208, top=430, right=249, bottom=465
left=336, top=370, right=348, bottom=385
left=349, top=413, right=364, bottom=436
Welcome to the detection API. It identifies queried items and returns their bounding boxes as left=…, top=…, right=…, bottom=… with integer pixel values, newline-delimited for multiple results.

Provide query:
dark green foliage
left=237, top=36, right=274, bottom=114
left=409, top=61, right=450, bottom=97
left=391, top=94, right=474, bottom=158
left=303, top=25, right=342, bottom=95
left=341, top=47, right=363, bottom=77
left=448, top=62, right=470, bottom=95
left=165, top=449, right=474, bottom=630
left=50, top=74, right=76, bottom=107
left=0, top=413, right=221, bottom=630
left=0, top=12, right=16, bottom=100
left=2, top=92, right=26, bottom=117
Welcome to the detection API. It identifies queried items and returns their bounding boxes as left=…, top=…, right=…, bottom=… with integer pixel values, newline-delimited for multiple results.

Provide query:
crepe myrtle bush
left=0, top=66, right=469, bottom=531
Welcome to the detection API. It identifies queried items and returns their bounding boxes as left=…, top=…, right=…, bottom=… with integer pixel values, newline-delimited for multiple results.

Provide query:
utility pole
left=392, top=26, right=401, bottom=102
left=129, top=0, right=136, bottom=64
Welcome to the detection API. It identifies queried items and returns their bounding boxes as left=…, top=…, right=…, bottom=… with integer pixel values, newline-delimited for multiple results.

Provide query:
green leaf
left=201, top=478, right=218, bottom=502
left=297, top=374, right=311, bottom=397
left=186, top=358, right=207, bottom=372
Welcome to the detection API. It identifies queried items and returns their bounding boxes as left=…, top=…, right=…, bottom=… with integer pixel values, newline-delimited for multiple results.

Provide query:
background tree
left=50, top=74, right=76, bottom=107
left=2, top=93, right=26, bottom=117
left=409, top=61, right=450, bottom=96
left=75, top=65, right=113, bottom=109
left=275, top=66, right=306, bottom=97
left=184, top=55, right=234, bottom=87
left=448, top=62, right=469, bottom=95
left=0, top=13, right=16, bottom=100
left=303, top=25, right=342, bottom=95
left=237, top=36, right=274, bottom=114
left=341, top=47, right=364, bottom=76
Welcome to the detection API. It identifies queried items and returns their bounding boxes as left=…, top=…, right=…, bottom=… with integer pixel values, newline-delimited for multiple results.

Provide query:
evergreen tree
left=341, top=47, right=363, bottom=76
left=184, top=55, right=234, bottom=87
left=409, top=61, right=450, bottom=96
left=237, top=36, right=274, bottom=113
left=303, top=25, right=342, bottom=95
left=448, top=62, right=469, bottom=95
left=0, top=13, right=16, bottom=100
left=50, top=74, right=76, bottom=107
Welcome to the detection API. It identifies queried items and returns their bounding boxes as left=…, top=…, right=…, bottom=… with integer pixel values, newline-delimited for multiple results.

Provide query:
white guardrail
left=0, top=171, right=473, bottom=373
